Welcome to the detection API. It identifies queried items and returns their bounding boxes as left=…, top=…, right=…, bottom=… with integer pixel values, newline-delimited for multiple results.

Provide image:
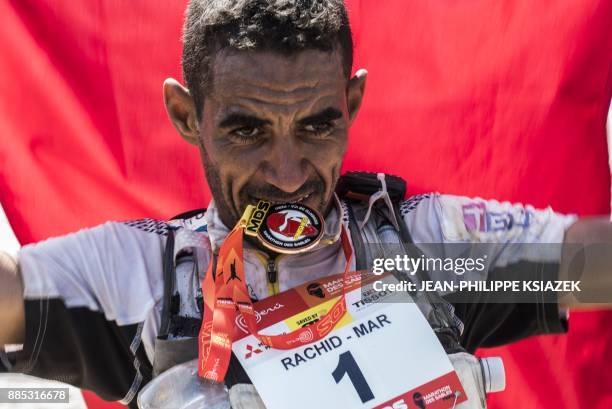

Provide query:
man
left=0, top=0, right=611, bottom=408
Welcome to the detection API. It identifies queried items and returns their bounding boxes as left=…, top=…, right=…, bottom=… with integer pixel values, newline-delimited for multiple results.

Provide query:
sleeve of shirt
left=400, top=193, right=577, bottom=351
left=1, top=219, right=168, bottom=407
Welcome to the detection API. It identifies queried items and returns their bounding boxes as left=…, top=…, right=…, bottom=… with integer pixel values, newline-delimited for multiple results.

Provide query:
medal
left=198, top=200, right=351, bottom=382
left=244, top=201, right=324, bottom=254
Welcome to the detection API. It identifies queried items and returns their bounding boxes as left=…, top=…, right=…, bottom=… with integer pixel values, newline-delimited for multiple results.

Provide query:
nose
left=263, top=138, right=309, bottom=194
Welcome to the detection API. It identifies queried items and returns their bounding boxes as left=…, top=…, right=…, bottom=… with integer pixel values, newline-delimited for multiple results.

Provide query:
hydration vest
left=148, top=173, right=501, bottom=408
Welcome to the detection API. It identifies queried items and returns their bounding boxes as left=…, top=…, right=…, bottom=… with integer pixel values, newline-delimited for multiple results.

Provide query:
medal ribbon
left=198, top=211, right=353, bottom=381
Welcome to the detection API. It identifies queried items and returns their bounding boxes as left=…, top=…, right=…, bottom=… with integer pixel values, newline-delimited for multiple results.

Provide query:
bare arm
left=0, top=251, right=25, bottom=347
left=0, top=222, right=165, bottom=399
left=559, top=217, right=612, bottom=309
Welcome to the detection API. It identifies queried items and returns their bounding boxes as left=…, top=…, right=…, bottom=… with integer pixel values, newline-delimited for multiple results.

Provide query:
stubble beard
left=200, top=148, right=342, bottom=230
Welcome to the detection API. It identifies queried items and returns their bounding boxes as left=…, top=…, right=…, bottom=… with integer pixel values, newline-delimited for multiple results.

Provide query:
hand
left=0, top=251, right=25, bottom=347
left=560, top=218, right=612, bottom=309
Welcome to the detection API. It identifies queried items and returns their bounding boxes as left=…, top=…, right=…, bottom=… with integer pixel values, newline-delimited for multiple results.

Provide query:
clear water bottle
left=480, top=357, right=506, bottom=393
left=137, top=359, right=230, bottom=409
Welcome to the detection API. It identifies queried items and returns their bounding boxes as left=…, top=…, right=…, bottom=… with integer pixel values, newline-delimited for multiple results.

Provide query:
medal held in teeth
left=243, top=200, right=324, bottom=254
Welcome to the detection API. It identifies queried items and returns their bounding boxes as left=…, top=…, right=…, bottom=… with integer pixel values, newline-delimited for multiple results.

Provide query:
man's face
left=165, top=49, right=366, bottom=228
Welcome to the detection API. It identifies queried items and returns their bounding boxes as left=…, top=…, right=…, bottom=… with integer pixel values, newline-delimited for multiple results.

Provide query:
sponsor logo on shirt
left=462, top=202, right=532, bottom=232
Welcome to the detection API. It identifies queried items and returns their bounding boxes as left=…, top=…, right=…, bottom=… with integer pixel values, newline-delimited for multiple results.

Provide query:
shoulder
left=122, top=218, right=171, bottom=236
left=167, top=208, right=208, bottom=233
left=120, top=208, right=209, bottom=236
left=399, top=193, right=434, bottom=217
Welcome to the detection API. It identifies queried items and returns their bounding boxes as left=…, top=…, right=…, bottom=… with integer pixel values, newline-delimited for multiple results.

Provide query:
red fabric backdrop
left=1, top=1, right=611, bottom=408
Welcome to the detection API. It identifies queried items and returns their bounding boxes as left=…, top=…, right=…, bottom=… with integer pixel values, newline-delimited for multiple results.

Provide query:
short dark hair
left=182, top=0, right=353, bottom=118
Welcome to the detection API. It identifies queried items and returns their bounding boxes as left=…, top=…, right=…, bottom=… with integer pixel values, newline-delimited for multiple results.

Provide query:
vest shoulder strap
left=337, top=172, right=465, bottom=353
left=159, top=209, right=207, bottom=340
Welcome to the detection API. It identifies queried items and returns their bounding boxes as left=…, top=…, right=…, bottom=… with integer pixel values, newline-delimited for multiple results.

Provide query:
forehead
left=208, top=49, right=346, bottom=108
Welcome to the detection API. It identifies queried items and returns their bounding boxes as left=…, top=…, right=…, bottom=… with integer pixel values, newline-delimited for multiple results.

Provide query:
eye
left=231, top=126, right=262, bottom=142
left=302, top=122, right=333, bottom=137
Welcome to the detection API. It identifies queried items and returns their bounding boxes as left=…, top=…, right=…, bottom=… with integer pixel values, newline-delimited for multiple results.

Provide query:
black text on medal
left=246, top=200, right=271, bottom=236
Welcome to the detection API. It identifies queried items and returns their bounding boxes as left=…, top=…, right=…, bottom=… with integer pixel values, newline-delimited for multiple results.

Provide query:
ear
left=346, top=68, right=367, bottom=125
left=163, top=78, right=200, bottom=145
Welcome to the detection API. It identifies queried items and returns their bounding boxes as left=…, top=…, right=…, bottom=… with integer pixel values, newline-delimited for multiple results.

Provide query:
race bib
left=233, top=273, right=467, bottom=409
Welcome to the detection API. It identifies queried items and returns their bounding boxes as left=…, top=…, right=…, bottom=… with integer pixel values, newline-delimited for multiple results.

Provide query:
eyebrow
left=218, top=113, right=271, bottom=129
left=217, top=107, right=343, bottom=129
left=298, top=107, right=343, bottom=126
